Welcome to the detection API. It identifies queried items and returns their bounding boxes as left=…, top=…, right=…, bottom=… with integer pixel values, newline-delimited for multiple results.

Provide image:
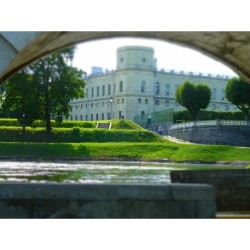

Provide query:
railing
left=170, top=120, right=250, bottom=130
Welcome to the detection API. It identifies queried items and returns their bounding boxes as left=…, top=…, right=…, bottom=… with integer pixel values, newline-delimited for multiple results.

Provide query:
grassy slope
left=0, top=118, right=249, bottom=162
left=0, top=141, right=250, bottom=162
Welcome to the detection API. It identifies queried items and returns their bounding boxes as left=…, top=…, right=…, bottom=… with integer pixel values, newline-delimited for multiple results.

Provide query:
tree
left=176, top=81, right=211, bottom=120
left=1, top=70, right=42, bottom=133
left=1, top=46, right=86, bottom=133
left=225, top=77, right=250, bottom=121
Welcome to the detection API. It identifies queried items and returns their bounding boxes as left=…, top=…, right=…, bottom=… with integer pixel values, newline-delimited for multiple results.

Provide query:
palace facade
left=70, top=46, right=236, bottom=122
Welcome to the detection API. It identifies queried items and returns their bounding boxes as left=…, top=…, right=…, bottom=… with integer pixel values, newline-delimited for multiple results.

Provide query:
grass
left=0, top=118, right=249, bottom=165
left=0, top=141, right=250, bottom=163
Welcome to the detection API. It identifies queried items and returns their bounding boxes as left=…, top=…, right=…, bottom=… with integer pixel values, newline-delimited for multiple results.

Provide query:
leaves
left=176, top=81, right=211, bottom=119
left=1, top=46, right=86, bottom=132
left=225, top=77, right=250, bottom=120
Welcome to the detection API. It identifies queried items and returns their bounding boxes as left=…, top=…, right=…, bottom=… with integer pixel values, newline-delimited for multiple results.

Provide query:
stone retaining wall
left=169, top=125, right=250, bottom=146
left=171, top=169, right=250, bottom=211
left=0, top=183, right=216, bottom=218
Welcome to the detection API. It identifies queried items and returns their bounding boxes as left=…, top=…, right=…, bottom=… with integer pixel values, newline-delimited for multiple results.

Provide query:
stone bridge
left=0, top=32, right=250, bottom=84
left=0, top=32, right=249, bottom=218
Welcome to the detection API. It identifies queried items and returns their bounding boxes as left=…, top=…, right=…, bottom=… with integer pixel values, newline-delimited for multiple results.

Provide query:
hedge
left=0, top=119, right=144, bottom=130
left=173, top=110, right=245, bottom=123
left=0, top=127, right=164, bottom=143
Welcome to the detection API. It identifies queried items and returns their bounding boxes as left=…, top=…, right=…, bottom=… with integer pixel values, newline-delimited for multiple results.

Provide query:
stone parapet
left=171, top=169, right=250, bottom=211
left=0, top=183, right=216, bottom=218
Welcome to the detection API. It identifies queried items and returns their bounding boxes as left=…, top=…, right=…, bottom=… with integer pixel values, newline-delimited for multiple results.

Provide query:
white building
left=70, top=46, right=236, bottom=123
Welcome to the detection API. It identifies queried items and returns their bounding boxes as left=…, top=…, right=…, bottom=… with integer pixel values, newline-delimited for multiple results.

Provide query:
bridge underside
left=0, top=32, right=250, bottom=83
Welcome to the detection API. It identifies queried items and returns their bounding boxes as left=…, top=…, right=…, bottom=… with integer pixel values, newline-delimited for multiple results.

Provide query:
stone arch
left=0, top=31, right=250, bottom=83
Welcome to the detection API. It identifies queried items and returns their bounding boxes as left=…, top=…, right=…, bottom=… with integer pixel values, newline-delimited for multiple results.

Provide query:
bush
left=0, top=127, right=164, bottom=143
left=0, top=118, right=144, bottom=130
left=0, top=119, right=21, bottom=127
left=173, top=110, right=244, bottom=123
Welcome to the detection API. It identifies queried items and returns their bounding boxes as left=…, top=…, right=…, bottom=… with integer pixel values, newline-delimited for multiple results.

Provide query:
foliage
left=173, top=110, right=244, bottom=123
left=176, top=81, right=211, bottom=120
left=1, top=70, right=42, bottom=131
left=1, top=47, right=86, bottom=133
left=0, top=127, right=163, bottom=143
left=0, top=118, right=144, bottom=130
left=225, top=77, right=250, bottom=120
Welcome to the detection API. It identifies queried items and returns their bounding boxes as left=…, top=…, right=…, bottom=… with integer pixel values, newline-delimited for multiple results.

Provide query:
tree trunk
left=44, top=82, right=51, bottom=133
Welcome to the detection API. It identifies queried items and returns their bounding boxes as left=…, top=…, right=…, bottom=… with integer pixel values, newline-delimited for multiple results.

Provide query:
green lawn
left=0, top=118, right=249, bottom=164
left=0, top=141, right=250, bottom=163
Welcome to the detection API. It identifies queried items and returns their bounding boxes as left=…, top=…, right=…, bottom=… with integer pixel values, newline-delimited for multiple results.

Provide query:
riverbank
left=0, top=141, right=249, bottom=166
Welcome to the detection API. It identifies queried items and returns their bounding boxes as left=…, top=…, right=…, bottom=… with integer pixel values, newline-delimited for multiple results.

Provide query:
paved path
left=164, top=136, right=194, bottom=144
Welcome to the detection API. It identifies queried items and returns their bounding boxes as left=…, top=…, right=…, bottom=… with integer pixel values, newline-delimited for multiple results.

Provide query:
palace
left=70, top=46, right=236, bottom=124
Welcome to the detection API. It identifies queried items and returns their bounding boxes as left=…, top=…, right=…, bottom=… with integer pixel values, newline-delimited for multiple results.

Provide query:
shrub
left=173, top=110, right=244, bottom=123
left=0, top=127, right=164, bottom=143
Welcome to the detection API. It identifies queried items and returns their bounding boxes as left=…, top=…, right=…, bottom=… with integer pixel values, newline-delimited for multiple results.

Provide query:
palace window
left=138, top=98, right=142, bottom=104
left=165, top=84, right=170, bottom=96
left=141, top=81, right=146, bottom=92
left=119, top=81, right=123, bottom=92
left=97, top=86, right=100, bottom=97
left=102, top=85, right=105, bottom=96
left=145, top=99, right=149, bottom=104
left=221, top=89, right=225, bottom=101
left=91, top=87, right=94, bottom=98
left=108, top=84, right=111, bottom=95
left=155, top=82, right=160, bottom=95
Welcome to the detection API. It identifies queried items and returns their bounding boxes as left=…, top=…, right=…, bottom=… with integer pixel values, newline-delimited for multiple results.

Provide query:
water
left=0, top=161, right=176, bottom=184
left=0, top=161, right=241, bottom=184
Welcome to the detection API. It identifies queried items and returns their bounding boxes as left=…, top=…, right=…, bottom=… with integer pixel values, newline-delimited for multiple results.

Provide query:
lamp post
left=110, top=97, right=113, bottom=120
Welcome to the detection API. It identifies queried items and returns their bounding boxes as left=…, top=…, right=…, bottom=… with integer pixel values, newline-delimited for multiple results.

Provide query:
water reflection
left=0, top=161, right=173, bottom=184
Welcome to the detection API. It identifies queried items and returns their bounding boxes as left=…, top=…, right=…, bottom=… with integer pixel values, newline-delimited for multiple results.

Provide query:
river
left=0, top=160, right=242, bottom=184
left=0, top=161, right=177, bottom=184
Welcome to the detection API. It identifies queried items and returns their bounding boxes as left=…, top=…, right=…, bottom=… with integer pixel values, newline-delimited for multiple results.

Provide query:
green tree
left=1, top=47, right=86, bottom=133
left=1, top=70, right=42, bottom=133
left=225, top=77, right=250, bottom=121
left=176, top=81, right=211, bottom=120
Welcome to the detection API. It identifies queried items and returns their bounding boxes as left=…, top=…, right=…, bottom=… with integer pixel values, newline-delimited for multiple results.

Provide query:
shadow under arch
left=0, top=31, right=250, bottom=83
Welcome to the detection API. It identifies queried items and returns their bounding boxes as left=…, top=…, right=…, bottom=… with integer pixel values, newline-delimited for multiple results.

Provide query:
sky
left=72, top=37, right=238, bottom=77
